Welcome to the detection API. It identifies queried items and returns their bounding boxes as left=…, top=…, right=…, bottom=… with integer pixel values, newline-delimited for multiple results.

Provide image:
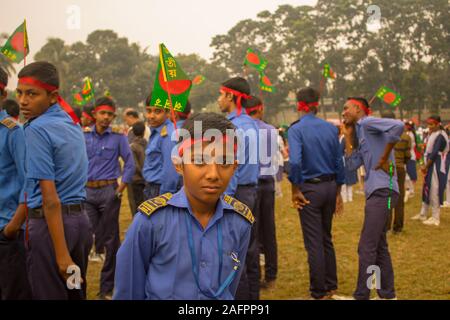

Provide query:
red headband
left=245, top=104, right=264, bottom=115
left=297, top=101, right=319, bottom=112
left=348, top=99, right=372, bottom=115
left=18, top=77, right=80, bottom=124
left=0, top=83, right=5, bottom=91
left=178, top=136, right=237, bottom=157
left=94, top=105, right=116, bottom=113
left=18, top=77, right=58, bottom=92
left=82, top=111, right=94, bottom=122
left=426, top=118, right=440, bottom=125
left=220, top=86, right=251, bottom=116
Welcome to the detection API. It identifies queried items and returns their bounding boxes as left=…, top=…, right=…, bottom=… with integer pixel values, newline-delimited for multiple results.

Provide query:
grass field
left=86, top=177, right=450, bottom=300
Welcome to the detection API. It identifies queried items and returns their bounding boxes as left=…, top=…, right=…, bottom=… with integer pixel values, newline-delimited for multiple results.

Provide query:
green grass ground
left=86, top=177, right=450, bottom=300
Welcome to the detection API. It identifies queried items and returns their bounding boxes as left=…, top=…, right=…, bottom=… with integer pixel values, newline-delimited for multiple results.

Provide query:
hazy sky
left=2, top=0, right=317, bottom=61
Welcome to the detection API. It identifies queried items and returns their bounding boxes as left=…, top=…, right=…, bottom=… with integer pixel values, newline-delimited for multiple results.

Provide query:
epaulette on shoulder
left=83, top=126, right=92, bottom=133
left=0, top=117, right=18, bottom=130
left=160, top=125, right=168, bottom=137
left=222, top=195, right=254, bottom=224
left=138, top=193, right=173, bottom=217
left=111, top=126, right=123, bottom=134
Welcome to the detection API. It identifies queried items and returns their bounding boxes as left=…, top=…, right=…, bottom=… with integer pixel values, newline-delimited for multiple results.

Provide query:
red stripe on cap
left=297, top=101, right=319, bottom=112
left=220, top=86, right=251, bottom=116
left=18, top=77, right=58, bottom=92
left=94, top=105, right=116, bottom=113
left=348, top=99, right=372, bottom=115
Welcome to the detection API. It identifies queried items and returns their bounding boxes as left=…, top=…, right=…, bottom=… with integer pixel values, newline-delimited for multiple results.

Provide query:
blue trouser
left=26, top=210, right=92, bottom=300
left=298, top=180, right=338, bottom=299
left=0, top=230, right=32, bottom=300
left=256, top=178, right=277, bottom=281
left=234, top=184, right=259, bottom=300
left=85, top=184, right=121, bottom=295
left=354, top=188, right=398, bottom=300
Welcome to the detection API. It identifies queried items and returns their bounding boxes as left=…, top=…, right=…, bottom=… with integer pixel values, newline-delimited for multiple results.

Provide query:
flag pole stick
left=23, top=19, right=27, bottom=67
left=369, top=95, right=376, bottom=105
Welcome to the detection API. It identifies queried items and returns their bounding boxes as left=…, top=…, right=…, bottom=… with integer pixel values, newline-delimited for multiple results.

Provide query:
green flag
left=81, top=77, right=95, bottom=102
left=1, top=20, right=29, bottom=64
left=244, top=48, right=267, bottom=72
left=323, top=63, right=336, bottom=79
left=73, top=92, right=86, bottom=106
left=192, top=75, right=205, bottom=86
left=375, top=85, right=402, bottom=106
left=150, top=44, right=192, bottom=112
left=259, top=72, right=275, bottom=93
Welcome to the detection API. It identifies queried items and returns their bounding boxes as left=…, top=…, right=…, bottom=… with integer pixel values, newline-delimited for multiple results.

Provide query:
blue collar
left=0, top=109, right=7, bottom=121
left=227, top=110, right=237, bottom=120
left=92, top=125, right=112, bottom=136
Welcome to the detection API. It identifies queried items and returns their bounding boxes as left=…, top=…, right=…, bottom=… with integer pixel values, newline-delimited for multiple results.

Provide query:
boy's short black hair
left=145, top=91, right=153, bottom=107
left=221, top=77, right=251, bottom=107
left=18, top=61, right=59, bottom=89
left=381, top=110, right=396, bottom=119
left=2, top=99, right=19, bottom=117
left=178, top=100, right=192, bottom=119
left=132, top=121, right=146, bottom=137
left=95, top=96, right=116, bottom=110
left=245, top=96, right=263, bottom=116
left=126, top=109, right=140, bottom=118
left=296, top=87, right=320, bottom=104
left=83, top=104, right=95, bottom=117
left=428, top=115, right=441, bottom=123
left=0, top=67, right=8, bottom=94
left=347, top=97, right=371, bottom=110
left=180, top=112, right=235, bottom=143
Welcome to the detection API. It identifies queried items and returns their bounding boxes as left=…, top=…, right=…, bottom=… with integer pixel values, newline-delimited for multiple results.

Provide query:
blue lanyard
left=184, top=213, right=240, bottom=299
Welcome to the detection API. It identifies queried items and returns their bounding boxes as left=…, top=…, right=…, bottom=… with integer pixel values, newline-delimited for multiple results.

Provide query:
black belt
left=304, top=174, right=336, bottom=184
left=238, top=183, right=257, bottom=188
left=29, top=204, right=84, bottom=219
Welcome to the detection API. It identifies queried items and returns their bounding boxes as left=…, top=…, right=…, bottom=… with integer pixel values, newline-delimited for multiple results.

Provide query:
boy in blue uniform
left=114, top=113, right=253, bottom=300
left=342, top=97, right=403, bottom=300
left=244, top=96, right=279, bottom=289
left=83, top=96, right=135, bottom=299
left=0, top=67, right=32, bottom=300
left=217, top=77, right=260, bottom=300
left=142, top=93, right=180, bottom=199
left=16, top=61, right=92, bottom=300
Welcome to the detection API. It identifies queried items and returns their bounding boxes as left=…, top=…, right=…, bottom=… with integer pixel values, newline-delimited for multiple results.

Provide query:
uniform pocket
left=100, top=147, right=115, bottom=160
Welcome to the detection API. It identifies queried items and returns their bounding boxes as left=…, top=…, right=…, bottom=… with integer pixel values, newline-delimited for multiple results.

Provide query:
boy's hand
left=375, top=157, right=390, bottom=174
left=292, top=189, right=310, bottom=210
left=334, top=194, right=344, bottom=217
left=57, top=255, right=82, bottom=284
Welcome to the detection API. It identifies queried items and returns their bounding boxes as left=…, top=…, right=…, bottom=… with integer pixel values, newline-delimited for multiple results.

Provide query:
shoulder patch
left=0, top=117, right=18, bottom=129
left=138, top=193, right=173, bottom=217
left=83, top=126, right=92, bottom=133
left=223, top=195, right=254, bottom=224
left=111, top=126, right=123, bottom=134
left=160, top=125, right=168, bottom=137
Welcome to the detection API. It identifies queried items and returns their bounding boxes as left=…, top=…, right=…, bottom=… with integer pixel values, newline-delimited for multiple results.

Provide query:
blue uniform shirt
left=254, top=119, right=278, bottom=180
left=226, top=111, right=260, bottom=195
left=24, top=103, right=88, bottom=209
left=142, top=119, right=180, bottom=194
left=0, top=111, right=26, bottom=229
left=84, top=126, right=135, bottom=184
left=113, top=188, right=252, bottom=300
left=345, top=116, right=404, bottom=199
left=288, top=113, right=345, bottom=185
